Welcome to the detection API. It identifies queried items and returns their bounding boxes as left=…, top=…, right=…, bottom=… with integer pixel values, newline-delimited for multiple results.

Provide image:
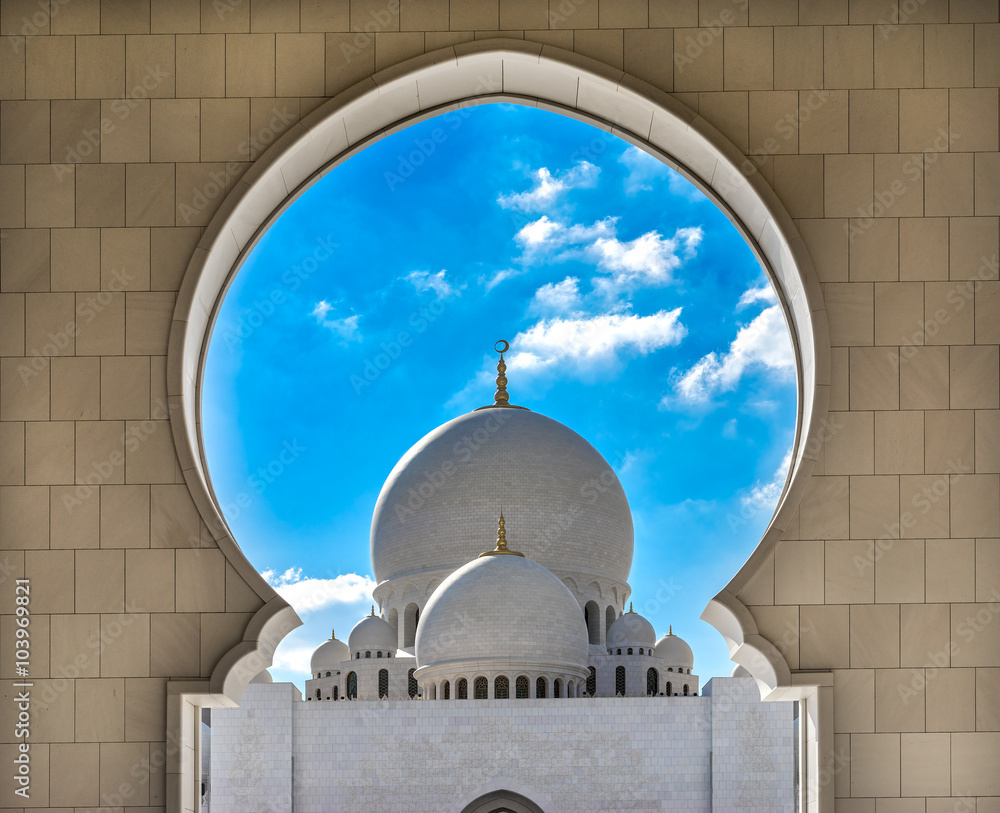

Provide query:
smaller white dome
left=607, top=604, right=656, bottom=646
left=310, top=630, right=349, bottom=674
left=250, top=669, right=273, bottom=684
left=655, top=628, right=694, bottom=668
left=348, top=609, right=397, bottom=653
left=731, top=664, right=752, bottom=678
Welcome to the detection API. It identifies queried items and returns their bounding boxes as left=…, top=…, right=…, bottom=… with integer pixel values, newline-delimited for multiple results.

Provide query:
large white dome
left=371, top=408, right=634, bottom=586
left=415, top=548, right=590, bottom=674
left=655, top=630, right=694, bottom=668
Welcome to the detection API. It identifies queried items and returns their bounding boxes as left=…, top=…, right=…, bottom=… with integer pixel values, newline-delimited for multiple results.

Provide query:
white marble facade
left=208, top=676, right=795, bottom=813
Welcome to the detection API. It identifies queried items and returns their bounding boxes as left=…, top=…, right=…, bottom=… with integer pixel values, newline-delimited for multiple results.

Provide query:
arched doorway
left=460, top=789, right=546, bottom=813
left=166, top=38, right=832, bottom=812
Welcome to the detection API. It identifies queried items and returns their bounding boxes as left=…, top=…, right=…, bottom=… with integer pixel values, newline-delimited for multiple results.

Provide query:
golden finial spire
left=669, top=625, right=673, bottom=635
left=331, top=628, right=335, bottom=639
left=628, top=602, right=634, bottom=614
left=370, top=605, right=375, bottom=617
left=475, top=340, right=529, bottom=411
left=479, top=509, right=525, bottom=557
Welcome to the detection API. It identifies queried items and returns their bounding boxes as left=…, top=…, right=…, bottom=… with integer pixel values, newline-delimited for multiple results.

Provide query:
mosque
left=206, top=342, right=796, bottom=813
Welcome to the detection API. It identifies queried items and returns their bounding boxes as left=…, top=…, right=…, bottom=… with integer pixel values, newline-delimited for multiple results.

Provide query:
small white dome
left=250, top=669, right=273, bottom=684
left=606, top=604, right=656, bottom=646
left=731, top=664, right=753, bottom=678
left=416, top=542, right=589, bottom=675
left=655, top=629, right=694, bottom=668
left=348, top=610, right=397, bottom=653
left=310, top=630, right=349, bottom=673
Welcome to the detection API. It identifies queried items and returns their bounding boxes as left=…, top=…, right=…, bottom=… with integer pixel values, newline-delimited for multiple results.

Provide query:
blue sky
left=202, top=103, right=797, bottom=688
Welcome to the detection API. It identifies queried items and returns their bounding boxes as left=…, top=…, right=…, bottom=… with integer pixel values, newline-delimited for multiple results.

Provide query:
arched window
left=615, top=665, right=626, bottom=696
left=377, top=650, right=382, bottom=658
left=408, top=668, right=418, bottom=698
left=627, top=647, right=633, bottom=655
left=616, top=648, right=621, bottom=655
left=315, top=689, right=321, bottom=700
left=605, top=605, right=616, bottom=638
left=667, top=667, right=673, bottom=672
left=355, top=652, right=360, bottom=659
left=333, top=686, right=338, bottom=701
left=666, top=681, right=672, bottom=696
left=684, top=684, right=689, bottom=696
left=535, top=677, right=546, bottom=699
left=495, top=675, right=509, bottom=699
left=587, top=666, right=597, bottom=696
left=553, top=679, right=562, bottom=699
left=387, top=652, right=392, bottom=658
left=474, top=676, right=488, bottom=699
left=378, top=669, right=389, bottom=698
left=443, top=680, right=450, bottom=700
left=516, top=675, right=529, bottom=699
left=365, top=651, right=371, bottom=658
left=457, top=678, right=468, bottom=700
left=585, top=600, right=600, bottom=645
left=639, top=648, right=644, bottom=655
left=403, top=603, right=420, bottom=648
left=646, top=667, right=659, bottom=696
left=326, top=670, right=331, bottom=676
left=347, top=672, right=357, bottom=699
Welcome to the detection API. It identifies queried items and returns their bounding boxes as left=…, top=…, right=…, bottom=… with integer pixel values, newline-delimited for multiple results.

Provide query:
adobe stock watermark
left=891, top=252, right=999, bottom=371
left=4, top=0, right=71, bottom=52
left=178, top=106, right=297, bottom=224
left=53, top=65, right=169, bottom=180
left=846, top=127, right=957, bottom=242
left=854, top=459, right=971, bottom=574
left=221, top=438, right=306, bottom=522
left=674, top=0, right=750, bottom=71
left=221, top=234, right=338, bottom=351
left=18, top=268, right=134, bottom=384
left=349, top=290, right=459, bottom=395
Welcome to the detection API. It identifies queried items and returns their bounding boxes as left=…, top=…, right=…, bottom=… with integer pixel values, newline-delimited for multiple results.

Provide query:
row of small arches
left=621, top=666, right=691, bottom=697
left=354, top=650, right=392, bottom=659
left=312, top=669, right=418, bottom=701
left=427, top=675, right=579, bottom=700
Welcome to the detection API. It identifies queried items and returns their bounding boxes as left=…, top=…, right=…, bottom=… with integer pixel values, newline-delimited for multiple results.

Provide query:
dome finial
left=370, top=605, right=375, bottom=617
left=669, top=624, right=673, bottom=635
left=474, top=340, right=529, bottom=411
left=331, top=628, right=335, bottom=639
left=479, top=509, right=525, bottom=557
left=628, top=602, right=634, bottom=614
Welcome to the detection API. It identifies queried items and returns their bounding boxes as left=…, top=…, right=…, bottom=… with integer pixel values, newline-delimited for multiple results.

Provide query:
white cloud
left=404, top=269, right=463, bottom=299
left=481, top=267, right=525, bottom=292
left=590, top=226, right=702, bottom=289
left=445, top=309, right=687, bottom=411
left=511, top=309, right=687, bottom=373
left=497, top=161, right=600, bottom=212
left=311, top=300, right=361, bottom=342
left=669, top=305, right=794, bottom=404
left=741, top=447, right=793, bottom=513
left=737, top=285, right=778, bottom=309
left=269, top=643, right=316, bottom=676
left=514, top=215, right=616, bottom=250
left=514, top=215, right=703, bottom=293
left=530, top=276, right=581, bottom=314
left=261, top=567, right=377, bottom=615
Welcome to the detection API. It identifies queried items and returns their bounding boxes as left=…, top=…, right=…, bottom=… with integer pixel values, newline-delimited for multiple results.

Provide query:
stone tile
left=800, top=604, right=850, bottom=668
left=925, top=24, right=974, bottom=87
left=827, top=154, right=873, bottom=218
left=798, top=475, right=850, bottom=539
left=899, top=346, right=949, bottom=410
left=76, top=34, right=125, bottom=98
left=833, top=668, right=874, bottom=731
left=176, top=34, right=226, bottom=97
left=950, top=217, right=999, bottom=281
left=623, top=29, right=673, bottom=92
left=850, top=89, right=898, bottom=153
left=925, top=281, right=975, bottom=345
left=874, top=411, right=923, bottom=474
left=926, top=667, right=975, bottom=731
left=952, top=346, right=1000, bottom=409
left=51, top=227, right=100, bottom=291
left=0, top=484, right=49, bottom=548
left=774, top=539, right=824, bottom=604
left=799, top=89, right=847, bottom=153
left=774, top=26, right=823, bottom=90
left=100, top=484, right=150, bottom=548
left=150, top=612, right=200, bottom=676
left=851, top=733, right=900, bottom=796
left=99, top=612, right=150, bottom=677
left=50, top=356, right=100, bottom=420
left=75, top=677, right=125, bottom=741
left=673, top=28, right=723, bottom=92
left=50, top=742, right=99, bottom=806
left=899, top=89, right=949, bottom=153
left=825, top=282, right=874, bottom=346
left=952, top=473, right=1000, bottom=537
left=25, top=421, right=74, bottom=485
left=875, top=23, right=922, bottom=88
left=851, top=603, right=900, bottom=668
left=900, top=603, right=951, bottom=667
left=176, top=548, right=225, bottom=611
left=850, top=347, right=900, bottom=411
left=75, top=549, right=124, bottom=612
left=826, top=539, right=875, bottom=604
left=876, top=668, right=925, bottom=731
left=927, top=410, right=975, bottom=476
left=724, top=27, right=772, bottom=91
left=26, top=36, right=76, bottom=99
left=226, top=33, right=276, bottom=96
left=925, top=538, right=975, bottom=603
left=1, top=228, right=50, bottom=292
left=900, top=732, right=951, bottom=795
left=925, top=153, right=975, bottom=217
left=824, top=25, right=873, bottom=89
left=899, top=217, right=948, bottom=281
left=51, top=483, right=100, bottom=549
left=0, top=100, right=49, bottom=163
left=76, top=163, right=126, bottom=227
left=976, top=410, right=1000, bottom=472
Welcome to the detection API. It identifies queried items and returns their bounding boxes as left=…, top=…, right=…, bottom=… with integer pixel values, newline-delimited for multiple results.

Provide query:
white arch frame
left=166, top=39, right=833, bottom=812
